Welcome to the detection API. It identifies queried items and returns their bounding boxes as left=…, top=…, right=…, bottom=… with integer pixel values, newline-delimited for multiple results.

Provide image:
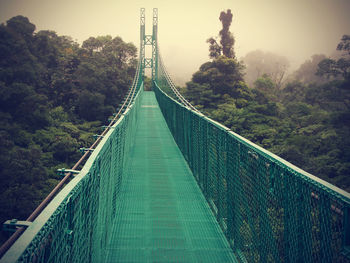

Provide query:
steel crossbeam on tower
left=144, top=35, right=153, bottom=45
left=144, top=58, right=152, bottom=68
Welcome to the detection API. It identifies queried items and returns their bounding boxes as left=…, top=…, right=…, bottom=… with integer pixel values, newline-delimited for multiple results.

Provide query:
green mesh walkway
left=105, top=91, right=236, bottom=263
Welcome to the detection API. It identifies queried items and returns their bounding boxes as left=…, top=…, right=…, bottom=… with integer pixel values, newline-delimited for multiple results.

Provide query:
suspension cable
left=157, top=47, right=200, bottom=113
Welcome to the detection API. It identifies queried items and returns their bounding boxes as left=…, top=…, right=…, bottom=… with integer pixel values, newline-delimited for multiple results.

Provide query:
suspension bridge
left=1, top=8, right=350, bottom=263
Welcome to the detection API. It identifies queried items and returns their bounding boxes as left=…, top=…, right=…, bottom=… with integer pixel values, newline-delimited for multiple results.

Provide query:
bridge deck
left=105, top=91, right=236, bottom=263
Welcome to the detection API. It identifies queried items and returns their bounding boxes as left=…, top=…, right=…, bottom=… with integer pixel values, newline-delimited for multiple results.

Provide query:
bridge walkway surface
left=105, top=91, right=237, bottom=263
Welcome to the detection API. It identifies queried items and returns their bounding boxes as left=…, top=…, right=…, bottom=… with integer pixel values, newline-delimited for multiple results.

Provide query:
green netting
left=154, top=80, right=350, bottom=263
left=0, top=70, right=144, bottom=263
left=155, top=53, right=180, bottom=102
left=104, top=91, right=236, bottom=262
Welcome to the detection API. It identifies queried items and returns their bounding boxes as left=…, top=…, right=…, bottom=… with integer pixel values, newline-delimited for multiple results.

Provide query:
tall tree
left=219, top=9, right=235, bottom=58
left=207, top=9, right=235, bottom=59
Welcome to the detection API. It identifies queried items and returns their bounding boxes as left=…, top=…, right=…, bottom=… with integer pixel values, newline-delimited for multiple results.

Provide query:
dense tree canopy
left=184, top=25, right=350, bottom=193
left=317, top=34, right=350, bottom=80
left=0, top=16, right=136, bottom=244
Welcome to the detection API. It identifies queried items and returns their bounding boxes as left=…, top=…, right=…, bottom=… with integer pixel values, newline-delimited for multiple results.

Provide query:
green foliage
left=184, top=35, right=350, bottom=193
left=254, top=74, right=278, bottom=101
left=185, top=82, right=219, bottom=109
left=207, top=38, right=221, bottom=59
left=337, top=34, right=350, bottom=55
left=0, top=15, right=136, bottom=243
left=317, top=58, right=350, bottom=79
left=317, top=35, right=350, bottom=80
left=6, top=16, right=35, bottom=38
left=77, top=90, right=106, bottom=121
left=190, top=56, right=245, bottom=97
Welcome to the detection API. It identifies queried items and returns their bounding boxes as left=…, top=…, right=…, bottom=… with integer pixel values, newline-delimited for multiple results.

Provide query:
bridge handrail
left=154, top=81, right=350, bottom=201
left=154, top=80, right=350, bottom=262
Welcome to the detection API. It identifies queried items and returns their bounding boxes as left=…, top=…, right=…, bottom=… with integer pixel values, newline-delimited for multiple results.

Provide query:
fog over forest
left=0, top=0, right=350, bottom=259
left=1, top=0, right=349, bottom=85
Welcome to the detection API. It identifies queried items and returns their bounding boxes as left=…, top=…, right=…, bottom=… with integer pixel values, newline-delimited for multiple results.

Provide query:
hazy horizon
left=1, top=0, right=349, bottom=85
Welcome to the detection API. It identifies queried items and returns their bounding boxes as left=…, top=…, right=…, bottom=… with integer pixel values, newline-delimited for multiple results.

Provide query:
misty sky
left=1, top=0, right=349, bottom=85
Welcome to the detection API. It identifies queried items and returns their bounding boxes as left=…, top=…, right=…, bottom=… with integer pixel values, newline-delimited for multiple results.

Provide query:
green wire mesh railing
left=156, top=44, right=199, bottom=114
left=154, top=78, right=350, bottom=263
left=0, top=64, right=144, bottom=263
left=156, top=50, right=193, bottom=108
left=156, top=52, right=178, bottom=101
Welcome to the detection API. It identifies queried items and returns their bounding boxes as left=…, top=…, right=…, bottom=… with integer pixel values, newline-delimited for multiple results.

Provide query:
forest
left=183, top=10, right=350, bottom=193
left=0, top=16, right=136, bottom=244
left=0, top=12, right=349, bottom=247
